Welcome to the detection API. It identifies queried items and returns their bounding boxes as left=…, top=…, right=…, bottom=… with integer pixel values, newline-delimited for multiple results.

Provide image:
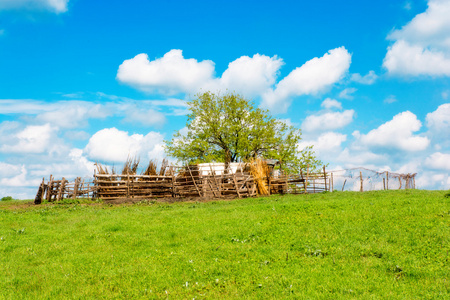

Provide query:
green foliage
left=1, top=196, right=14, bottom=201
left=0, top=190, right=448, bottom=298
left=165, top=92, right=322, bottom=172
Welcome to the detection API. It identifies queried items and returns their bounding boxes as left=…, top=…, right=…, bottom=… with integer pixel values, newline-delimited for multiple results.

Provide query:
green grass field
left=1, top=190, right=449, bottom=299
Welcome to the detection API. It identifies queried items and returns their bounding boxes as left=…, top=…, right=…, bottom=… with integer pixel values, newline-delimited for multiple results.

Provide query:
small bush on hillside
left=1, top=196, right=14, bottom=201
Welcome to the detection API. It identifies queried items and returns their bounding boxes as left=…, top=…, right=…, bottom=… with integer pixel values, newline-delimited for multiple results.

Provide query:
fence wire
left=329, top=167, right=416, bottom=192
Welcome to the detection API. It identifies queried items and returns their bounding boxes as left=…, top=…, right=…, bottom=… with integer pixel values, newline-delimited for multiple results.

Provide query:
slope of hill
left=0, top=190, right=449, bottom=298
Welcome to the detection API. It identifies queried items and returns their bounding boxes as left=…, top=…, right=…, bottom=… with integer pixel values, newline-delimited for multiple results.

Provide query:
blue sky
left=1, top=0, right=449, bottom=198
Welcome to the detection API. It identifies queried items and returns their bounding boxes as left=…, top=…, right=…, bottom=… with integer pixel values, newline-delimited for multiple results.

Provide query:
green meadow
left=0, top=190, right=449, bottom=299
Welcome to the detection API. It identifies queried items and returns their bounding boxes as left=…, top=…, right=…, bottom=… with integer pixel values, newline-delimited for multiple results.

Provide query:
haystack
left=249, top=158, right=270, bottom=195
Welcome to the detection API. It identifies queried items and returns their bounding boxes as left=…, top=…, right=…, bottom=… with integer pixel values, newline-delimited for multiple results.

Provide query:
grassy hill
left=1, top=190, right=449, bottom=299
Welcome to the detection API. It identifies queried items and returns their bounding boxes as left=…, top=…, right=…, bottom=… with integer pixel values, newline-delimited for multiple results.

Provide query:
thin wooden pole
left=209, top=164, right=221, bottom=197
left=57, top=177, right=65, bottom=201
left=301, top=170, right=306, bottom=194
left=126, top=174, right=130, bottom=198
left=306, top=165, right=310, bottom=194
left=342, top=179, right=347, bottom=191
left=331, top=172, right=334, bottom=192
left=360, top=171, right=363, bottom=192
left=323, top=166, right=327, bottom=192
left=73, top=177, right=80, bottom=198
left=232, top=172, right=241, bottom=198
left=386, top=171, right=389, bottom=190
left=47, top=175, right=53, bottom=202
left=187, top=166, right=202, bottom=197
left=383, top=178, right=386, bottom=190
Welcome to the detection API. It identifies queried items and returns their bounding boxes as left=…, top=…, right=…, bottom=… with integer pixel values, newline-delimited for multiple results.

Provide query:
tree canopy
left=165, top=92, right=322, bottom=172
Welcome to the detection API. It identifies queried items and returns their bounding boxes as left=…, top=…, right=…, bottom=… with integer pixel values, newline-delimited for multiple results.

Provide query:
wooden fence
left=95, top=171, right=257, bottom=200
left=34, top=165, right=331, bottom=204
left=34, top=175, right=95, bottom=204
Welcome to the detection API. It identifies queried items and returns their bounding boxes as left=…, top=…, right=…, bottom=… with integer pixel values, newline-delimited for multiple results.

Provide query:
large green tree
left=165, top=92, right=322, bottom=172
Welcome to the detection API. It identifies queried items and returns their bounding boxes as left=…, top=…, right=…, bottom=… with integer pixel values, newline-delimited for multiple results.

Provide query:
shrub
left=1, top=196, right=14, bottom=201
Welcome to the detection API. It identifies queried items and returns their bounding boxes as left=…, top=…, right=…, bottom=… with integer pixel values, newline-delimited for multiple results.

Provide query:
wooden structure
left=34, top=175, right=96, bottom=204
left=34, top=164, right=332, bottom=204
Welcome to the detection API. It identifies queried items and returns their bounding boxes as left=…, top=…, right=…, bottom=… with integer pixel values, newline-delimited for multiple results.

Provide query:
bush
left=1, top=196, right=14, bottom=201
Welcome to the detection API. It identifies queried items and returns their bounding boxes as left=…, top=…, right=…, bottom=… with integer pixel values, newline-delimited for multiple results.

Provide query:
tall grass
left=0, top=190, right=449, bottom=299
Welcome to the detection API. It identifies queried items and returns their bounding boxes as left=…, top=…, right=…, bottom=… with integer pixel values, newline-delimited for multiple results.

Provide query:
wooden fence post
left=360, top=171, right=363, bottom=192
left=57, top=177, right=66, bottom=201
left=323, top=166, right=327, bottom=192
left=306, top=165, right=310, bottom=194
left=73, top=177, right=80, bottom=198
left=330, top=172, right=334, bottom=192
left=386, top=171, right=389, bottom=190
left=47, top=175, right=53, bottom=202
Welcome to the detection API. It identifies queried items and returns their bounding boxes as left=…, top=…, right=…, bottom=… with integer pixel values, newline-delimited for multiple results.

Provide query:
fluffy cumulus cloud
left=426, top=103, right=450, bottom=136
left=83, top=128, right=165, bottom=163
left=217, top=54, right=284, bottom=97
left=262, top=47, right=351, bottom=112
left=0, top=0, right=69, bottom=13
left=383, top=0, right=450, bottom=76
left=354, top=111, right=430, bottom=151
left=302, top=110, right=354, bottom=132
left=117, top=50, right=216, bottom=95
left=117, top=50, right=284, bottom=97
left=424, top=152, right=450, bottom=170
left=118, top=47, right=351, bottom=113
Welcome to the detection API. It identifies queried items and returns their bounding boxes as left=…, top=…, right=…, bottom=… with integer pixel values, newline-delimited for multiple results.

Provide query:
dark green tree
left=165, top=92, right=322, bottom=172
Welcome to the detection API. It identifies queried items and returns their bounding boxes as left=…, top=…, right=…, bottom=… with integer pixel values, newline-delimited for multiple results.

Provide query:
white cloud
left=356, top=111, right=430, bottom=151
left=0, top=123, right=58, bottom=154
left=298, top=132, right=347, bottom=154
left=351, top=70, right=378, bottom=84
left=383, top=0, right=450, bottom=76
left=262, top=47, right=351, bottom=112
left=117, top=50, right=215, bottom=95
left=0, top=0, right=69, bottom=13
left=384, top=40, right=450, bottom=76
left=0, top=98, right=174, bottom=128
left=36, top=102, right=108, bottom=129
left=117, top=50, right=284, bottom=98
left=424, top=152, right=450, bottom=170
left=117, top=48, right=351, bottom=113
left=0, top=162, right=22, bottom=178
left=217, top=54, right=284, bottom=97
left=426, top=103, right=450, bottom=134
left=302, top=110, right=354, bottom=132
left=321, top=98, right=342, bottom=110
left=121, top=108, right=166, bottom=127
left=336, top=148, right=387, bottom=166
left=339, top=87, right=357, bottom=100
left=83, top=128, right=165, bottom=163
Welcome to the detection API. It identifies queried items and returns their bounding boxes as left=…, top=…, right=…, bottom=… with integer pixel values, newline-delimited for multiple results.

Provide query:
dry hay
left=142, top=160, right=158, bottom=176
left=121, top=156, right=140, bottom=175
left=249, top=158, right=269, bottom=195
left=159, top=158, right=169, bottom=176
